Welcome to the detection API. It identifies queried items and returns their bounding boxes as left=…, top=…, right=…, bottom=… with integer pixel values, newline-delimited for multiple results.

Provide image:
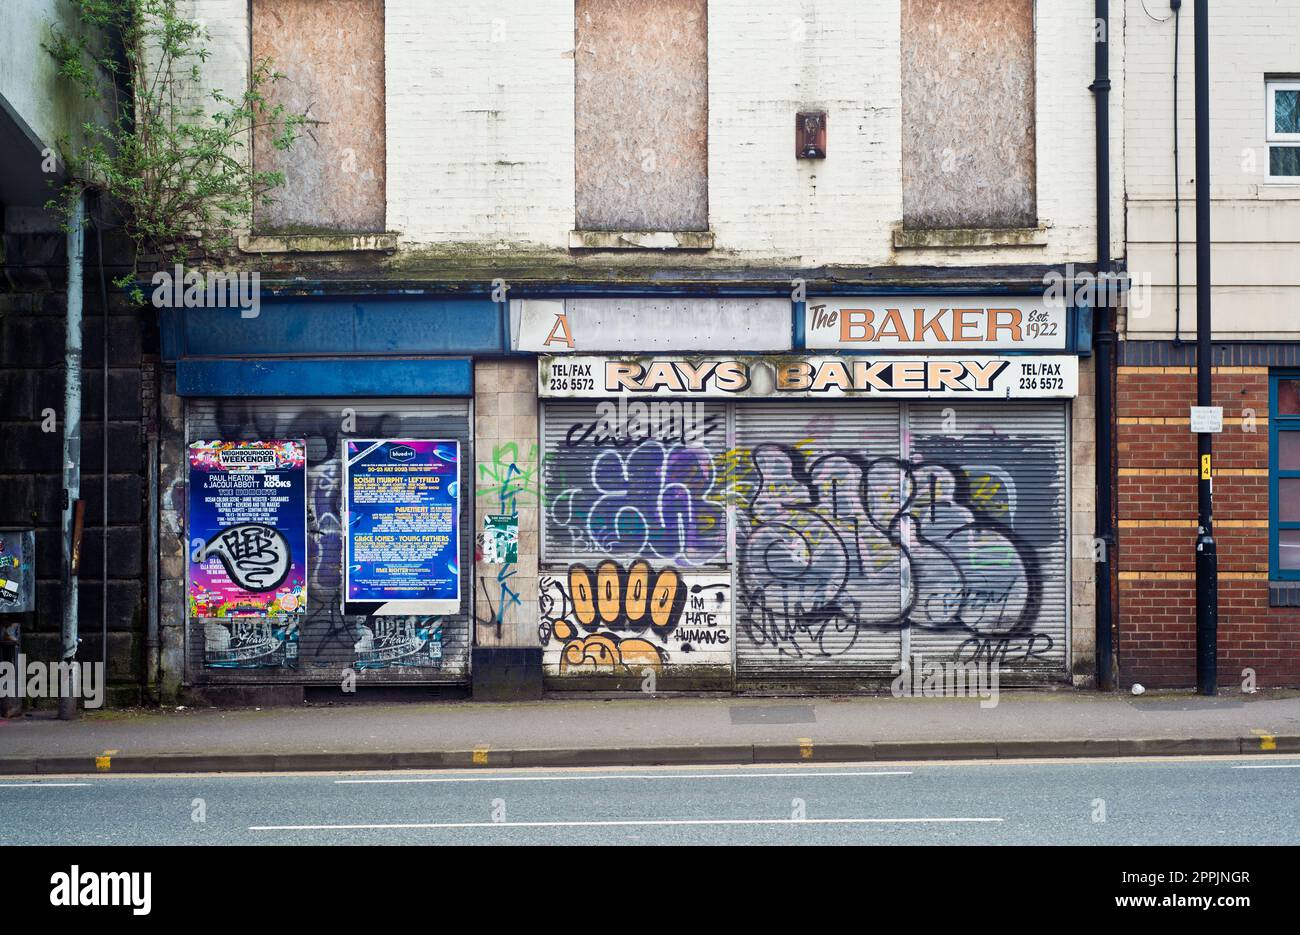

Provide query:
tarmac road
left=2, top=754, right=1297, bottom=846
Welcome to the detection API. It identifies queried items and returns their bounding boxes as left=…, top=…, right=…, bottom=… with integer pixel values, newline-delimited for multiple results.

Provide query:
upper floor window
left=901, top=0, right=1037, bottom=230
left=252, top=0, right=387, bottom=233
left=1266, top=80, right=1300, bottom=181
left=574, top=0, right=708, bottom=233
left=1273, top=374, right=1300, bottom=579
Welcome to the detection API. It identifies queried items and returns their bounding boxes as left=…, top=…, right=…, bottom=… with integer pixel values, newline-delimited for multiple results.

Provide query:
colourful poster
left=187, top=440, right=307, bottom=668
left=480, top=513, right=518, bottom=565
left=344, top=440, right=461, bottom=614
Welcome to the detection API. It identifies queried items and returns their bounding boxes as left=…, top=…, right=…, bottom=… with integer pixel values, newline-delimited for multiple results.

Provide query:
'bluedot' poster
left=344, top=440, right=461, bottom=614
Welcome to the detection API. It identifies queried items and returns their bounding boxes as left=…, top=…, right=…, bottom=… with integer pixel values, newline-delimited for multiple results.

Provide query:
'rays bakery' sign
left=539, top=355, right=1078, bottom=399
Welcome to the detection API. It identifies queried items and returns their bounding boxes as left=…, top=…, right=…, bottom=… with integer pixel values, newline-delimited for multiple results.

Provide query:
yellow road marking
left=1252, top=730, right=1277, bottom=752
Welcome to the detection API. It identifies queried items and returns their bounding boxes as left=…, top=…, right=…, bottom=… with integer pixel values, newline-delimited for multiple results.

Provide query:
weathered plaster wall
left=1124, top=0, right=1300, bottom=340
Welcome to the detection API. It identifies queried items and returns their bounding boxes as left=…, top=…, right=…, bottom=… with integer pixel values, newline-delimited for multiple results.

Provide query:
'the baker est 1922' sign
left=539, top=355, right=1079, bottom=399
left=805, top=297, right=1068, bottom=351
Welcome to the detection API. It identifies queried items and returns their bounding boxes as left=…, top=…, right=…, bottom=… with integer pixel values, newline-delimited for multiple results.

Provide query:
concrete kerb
left=0, top=736, right=1296, bottom=775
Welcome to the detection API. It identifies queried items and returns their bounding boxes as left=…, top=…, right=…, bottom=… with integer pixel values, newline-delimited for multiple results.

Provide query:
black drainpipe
left=1090, top=0, right=1117, bottom=691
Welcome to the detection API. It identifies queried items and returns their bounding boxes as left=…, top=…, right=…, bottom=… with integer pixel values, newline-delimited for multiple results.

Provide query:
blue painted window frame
left=1271, top=371, right=1300, bottom=580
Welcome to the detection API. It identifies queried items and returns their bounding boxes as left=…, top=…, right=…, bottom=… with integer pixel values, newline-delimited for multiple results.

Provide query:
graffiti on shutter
left=733, top=402, right=1068, bottom=678
left=540, top=401, right=731, bottom=678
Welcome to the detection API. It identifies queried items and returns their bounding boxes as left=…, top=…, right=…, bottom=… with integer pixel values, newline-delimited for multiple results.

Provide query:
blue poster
left=344, top=439, right=461, bottom=614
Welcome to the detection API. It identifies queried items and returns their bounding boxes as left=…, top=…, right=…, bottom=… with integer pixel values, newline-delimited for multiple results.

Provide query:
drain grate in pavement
left=729, top=705, right=817, bottom=725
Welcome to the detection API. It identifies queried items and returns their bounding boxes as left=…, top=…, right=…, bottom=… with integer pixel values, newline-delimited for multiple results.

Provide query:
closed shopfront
left=182, top=397, right=472, bottom=686
left=538, top=395, right=1070, bottom=686
left=522, top=293, right=1088, bottom=691
left=733, top=400, right=1068, bottom=680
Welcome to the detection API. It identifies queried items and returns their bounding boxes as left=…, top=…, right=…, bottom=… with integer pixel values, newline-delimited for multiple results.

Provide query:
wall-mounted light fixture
left=796, top=111, right=827, bottom=159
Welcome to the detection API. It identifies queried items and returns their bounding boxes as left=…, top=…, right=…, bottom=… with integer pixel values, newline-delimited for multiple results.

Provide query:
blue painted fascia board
left=164, top=295, right=501, bottom=360
left=176, top=357, right=472, bottom=398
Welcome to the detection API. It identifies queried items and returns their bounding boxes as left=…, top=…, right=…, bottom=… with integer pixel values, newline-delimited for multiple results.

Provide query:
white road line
left=335, top=770, right=911, bottom=784
left=0, top=782, right=92, bottom=788
left=250, top=816, right=1001, bottom=831
left=1231, top=763, right=1300, bottom=769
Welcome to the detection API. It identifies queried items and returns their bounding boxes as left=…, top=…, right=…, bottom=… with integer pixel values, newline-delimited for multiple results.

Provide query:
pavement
left=1, top=689, right=1299, bottom=775
left=4, top=756, right=1298, bottom=845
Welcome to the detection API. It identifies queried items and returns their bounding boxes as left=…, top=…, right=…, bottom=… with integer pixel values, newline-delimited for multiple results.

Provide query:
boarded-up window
left=574, top=0, right=708, bottom=232
left=901, top=0, right=1036, bottom=230
left=252, top=0, right=386, bottom=233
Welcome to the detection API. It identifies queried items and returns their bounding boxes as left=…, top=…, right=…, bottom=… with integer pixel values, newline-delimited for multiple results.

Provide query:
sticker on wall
left=0, top=529, right=34, bottom=615
left=344, top=440, right=461, bottom=615
left=187, top=440, right=307, bottom=669
left=480, top=513, right=518, bottom=565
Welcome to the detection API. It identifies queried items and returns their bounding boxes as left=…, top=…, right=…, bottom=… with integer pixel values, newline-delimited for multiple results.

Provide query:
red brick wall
left=1116, top=366, right=1300, bottom=688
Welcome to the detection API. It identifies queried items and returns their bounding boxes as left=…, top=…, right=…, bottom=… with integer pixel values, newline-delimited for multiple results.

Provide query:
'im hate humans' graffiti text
left=540, top=560, right=731, bottom=675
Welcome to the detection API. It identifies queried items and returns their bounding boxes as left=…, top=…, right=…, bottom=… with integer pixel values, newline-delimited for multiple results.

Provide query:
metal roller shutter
left=904, top=402, right=1069, bottom=674
left=538, top=400, right=733, bottom=684
left=185, top=398, right=472, bottom=683
left=541, top=400, right=730, bottom=569
left=734, top=402, right=904, bottom=676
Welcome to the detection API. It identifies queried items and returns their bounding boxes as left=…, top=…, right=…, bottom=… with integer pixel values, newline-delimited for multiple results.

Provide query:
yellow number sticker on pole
left=1201, top=454, right=1212, bottom=480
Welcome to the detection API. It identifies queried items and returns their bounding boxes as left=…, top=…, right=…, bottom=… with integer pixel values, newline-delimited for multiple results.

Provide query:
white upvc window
left=1266, top=80, right=1300, bottom=181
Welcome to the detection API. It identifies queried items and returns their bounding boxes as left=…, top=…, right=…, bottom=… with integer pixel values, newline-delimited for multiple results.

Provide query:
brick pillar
left=1071, top=354, right=1098, bottom=686
left=471, top=359, right=541, bottom=698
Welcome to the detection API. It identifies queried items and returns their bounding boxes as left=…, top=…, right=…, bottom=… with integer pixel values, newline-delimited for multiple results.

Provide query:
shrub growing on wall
left=44, top=0, right=306, bottom=299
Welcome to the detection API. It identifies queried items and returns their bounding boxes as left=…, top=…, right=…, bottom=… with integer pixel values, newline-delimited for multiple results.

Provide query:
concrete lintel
left=893, top=226, right=1050, bottom=250
left=568, top=230, right=716, bottom=250
left=238, top=232, right=401, bottom=254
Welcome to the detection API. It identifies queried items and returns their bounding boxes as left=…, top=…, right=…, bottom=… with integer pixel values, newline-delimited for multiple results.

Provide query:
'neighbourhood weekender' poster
left=188, top=440, right=307, bottom=668
left=344, top=440, right=461, bottom=615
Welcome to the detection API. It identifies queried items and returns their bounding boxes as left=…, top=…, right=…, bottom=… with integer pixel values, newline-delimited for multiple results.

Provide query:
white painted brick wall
left=708, top=0, right=1116, bottom=267
left=386, top=0, right=575, bottom=247
left=180, top=1, right=1113, bottom=270
left=183, top=0, right=250, bottom=113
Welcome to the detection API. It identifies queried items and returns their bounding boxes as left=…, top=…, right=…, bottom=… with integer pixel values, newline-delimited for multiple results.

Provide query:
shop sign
left=539, top=355, right=1078, bottom=399
left=512, top=298, right=793, bottom=352
left=805, top=296, right=1067, bottom=351
left=344, top=440, right=461, bottom=614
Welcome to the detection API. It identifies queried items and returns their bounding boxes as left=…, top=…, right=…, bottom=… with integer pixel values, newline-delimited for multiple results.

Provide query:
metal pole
left=58, top=191, right=85, bottom=720
left=1090, top=0, right=1116, bottom=691
left=1194, top=0, right=1218, bottom=695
